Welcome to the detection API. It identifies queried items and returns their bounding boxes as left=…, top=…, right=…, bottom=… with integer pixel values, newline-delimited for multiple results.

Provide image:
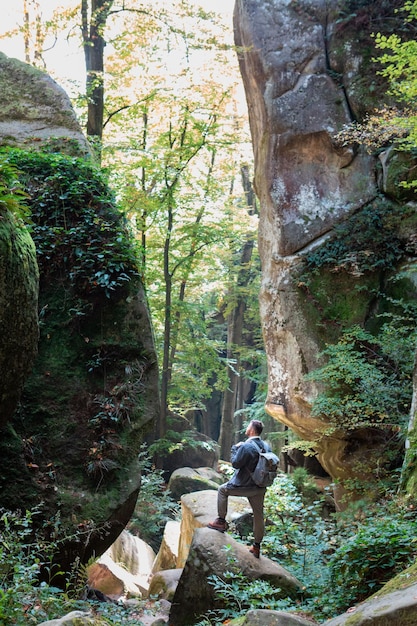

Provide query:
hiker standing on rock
left=208, top=419, right=274, bottom=559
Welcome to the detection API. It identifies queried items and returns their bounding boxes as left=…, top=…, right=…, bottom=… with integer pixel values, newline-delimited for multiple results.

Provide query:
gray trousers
left=217, top=482, right=266, bottom=544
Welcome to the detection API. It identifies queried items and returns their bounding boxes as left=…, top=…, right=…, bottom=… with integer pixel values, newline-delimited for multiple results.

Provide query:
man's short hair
left=250, top=419, right=264, bottom=435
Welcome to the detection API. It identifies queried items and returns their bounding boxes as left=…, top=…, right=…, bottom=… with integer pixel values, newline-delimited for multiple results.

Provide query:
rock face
left=234, top=0, right=417, bottom=504
left=234, top=0, right=376, bottom=257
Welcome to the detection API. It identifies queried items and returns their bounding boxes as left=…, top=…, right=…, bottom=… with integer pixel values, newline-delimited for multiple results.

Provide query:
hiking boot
left=249, top=544, right=260, bottom=558
left=207, top=517, right=228, bottom=532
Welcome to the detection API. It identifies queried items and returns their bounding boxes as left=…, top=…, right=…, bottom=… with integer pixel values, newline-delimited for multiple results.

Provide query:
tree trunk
left=400, top=350, right=417, bottom=494
left=23, top=0, right=30, bottom=64
left=158, top=197, right=174, bottom=440
left=218, top=165, right=257, bottom=460
left=81, top=0, right=114, bottom=155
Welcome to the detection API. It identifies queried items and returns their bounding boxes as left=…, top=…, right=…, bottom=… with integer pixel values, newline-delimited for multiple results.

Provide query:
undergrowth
left=0, top=447, right=175, bottom=624
left=300, top=197, right=411, bottom=279
left=202, top=473, right=417, bottom=624
left=2, top=462, right=417, bottom=624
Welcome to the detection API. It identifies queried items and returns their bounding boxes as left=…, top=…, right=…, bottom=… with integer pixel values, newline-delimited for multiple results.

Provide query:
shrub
left=328, top=503, right=417, bottom=611
left=0, top=509, right=79, bottom=624
left=306, top=319, right=415, bottom=433
left=302, top=198, right=410, bottom=277
left=202, top=546, right=300, bottom=624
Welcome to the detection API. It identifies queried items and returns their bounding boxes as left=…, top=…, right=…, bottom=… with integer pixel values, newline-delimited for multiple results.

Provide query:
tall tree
left=218, top=165, right=259, bottom=459
left=81, top=0, right=114, bottom=148
left=100, top=3, right=256, bottom=440
left=113, top=95, right=248, bottom=439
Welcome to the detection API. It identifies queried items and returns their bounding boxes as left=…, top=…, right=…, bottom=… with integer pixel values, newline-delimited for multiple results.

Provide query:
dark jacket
left=228, top=436, right=271, bottom=488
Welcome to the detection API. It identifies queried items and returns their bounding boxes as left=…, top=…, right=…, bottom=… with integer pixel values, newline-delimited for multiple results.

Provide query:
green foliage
left=149, top=428, right=217, bottom=457
left=205, top=557, right=291, bottom=623
left=374, top=1, right=417, bottom=107
left=0, top=153, right=30, bottom=223
left=0, top=509, right=80, bottom=624
left=306, top=316, right=416, bottom=433
left=262, top=476, right=332, bottom=595
left=0, top=505, right=160, bottom=624
left=208, top=475, right=417, bottom=622
left=4, top=148, right=138, bottom=300
left=127, top=445, right=179, bottom=551
left=290, top=467, right=324, bottom=505
left=328, top=500, right=417, bottom=612
left=302, top=197, right=410, bottom=277
left=336, top=1, right=417, bottom=154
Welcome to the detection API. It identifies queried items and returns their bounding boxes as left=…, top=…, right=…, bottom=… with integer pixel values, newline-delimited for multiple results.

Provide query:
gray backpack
left=250, top=440, right=279, bottom=488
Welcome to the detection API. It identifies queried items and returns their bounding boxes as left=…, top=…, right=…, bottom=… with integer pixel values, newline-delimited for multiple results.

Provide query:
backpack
left=250, top=440, right=279, bottom=488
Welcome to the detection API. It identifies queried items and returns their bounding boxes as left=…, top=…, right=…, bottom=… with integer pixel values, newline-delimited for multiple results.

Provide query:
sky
left=2, top=1, right=83, bottom=85
left=0, top=0, right=237, bottom=92
left=0, top=0, right=250, bottom=161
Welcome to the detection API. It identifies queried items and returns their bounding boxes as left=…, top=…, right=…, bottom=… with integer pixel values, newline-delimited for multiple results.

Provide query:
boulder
left=178, top=489, right=253, bottom=567
left=159, top=425, right=220, bottom=478
left=36, top=612, right=99, bottom=625
left=0, top=52, right=90, bottom=156
left=86, top=562, right=126, bottom=598
left=167, top=466, right=224, bottom=501
left=169, top=527, right=304, bottom=626
left=148, top=568, right=182, bottom=601
left=230, top=609, right=318, bottom=625
left=1, top=151, right=160, bottom=574
left=87, top=530, right=156, bottom=597
left=107, top=530, right=156, bottom=586
left=152, top=520, right=181, bottom=573
left=0, top=53, right=160, bottom=572
left=323, top=581, right=417, bottom=625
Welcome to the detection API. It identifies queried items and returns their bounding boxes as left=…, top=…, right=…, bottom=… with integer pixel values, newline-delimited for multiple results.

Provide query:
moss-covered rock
left=0, top=149, right=160, bottom=573
left=0, top=52, right=90, bottom=157
left=0, top=208, right=39, bottom=429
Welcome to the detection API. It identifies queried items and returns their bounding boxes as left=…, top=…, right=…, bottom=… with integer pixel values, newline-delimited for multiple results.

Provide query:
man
left=208, top=419, right=271, bottom=558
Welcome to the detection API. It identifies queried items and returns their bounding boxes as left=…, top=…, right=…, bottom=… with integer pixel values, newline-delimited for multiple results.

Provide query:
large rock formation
left=0, top=55, right=160, bottom=572
left=0, top=51, right=90, bottom=431
left=234, top=0, right=417, bottom=504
